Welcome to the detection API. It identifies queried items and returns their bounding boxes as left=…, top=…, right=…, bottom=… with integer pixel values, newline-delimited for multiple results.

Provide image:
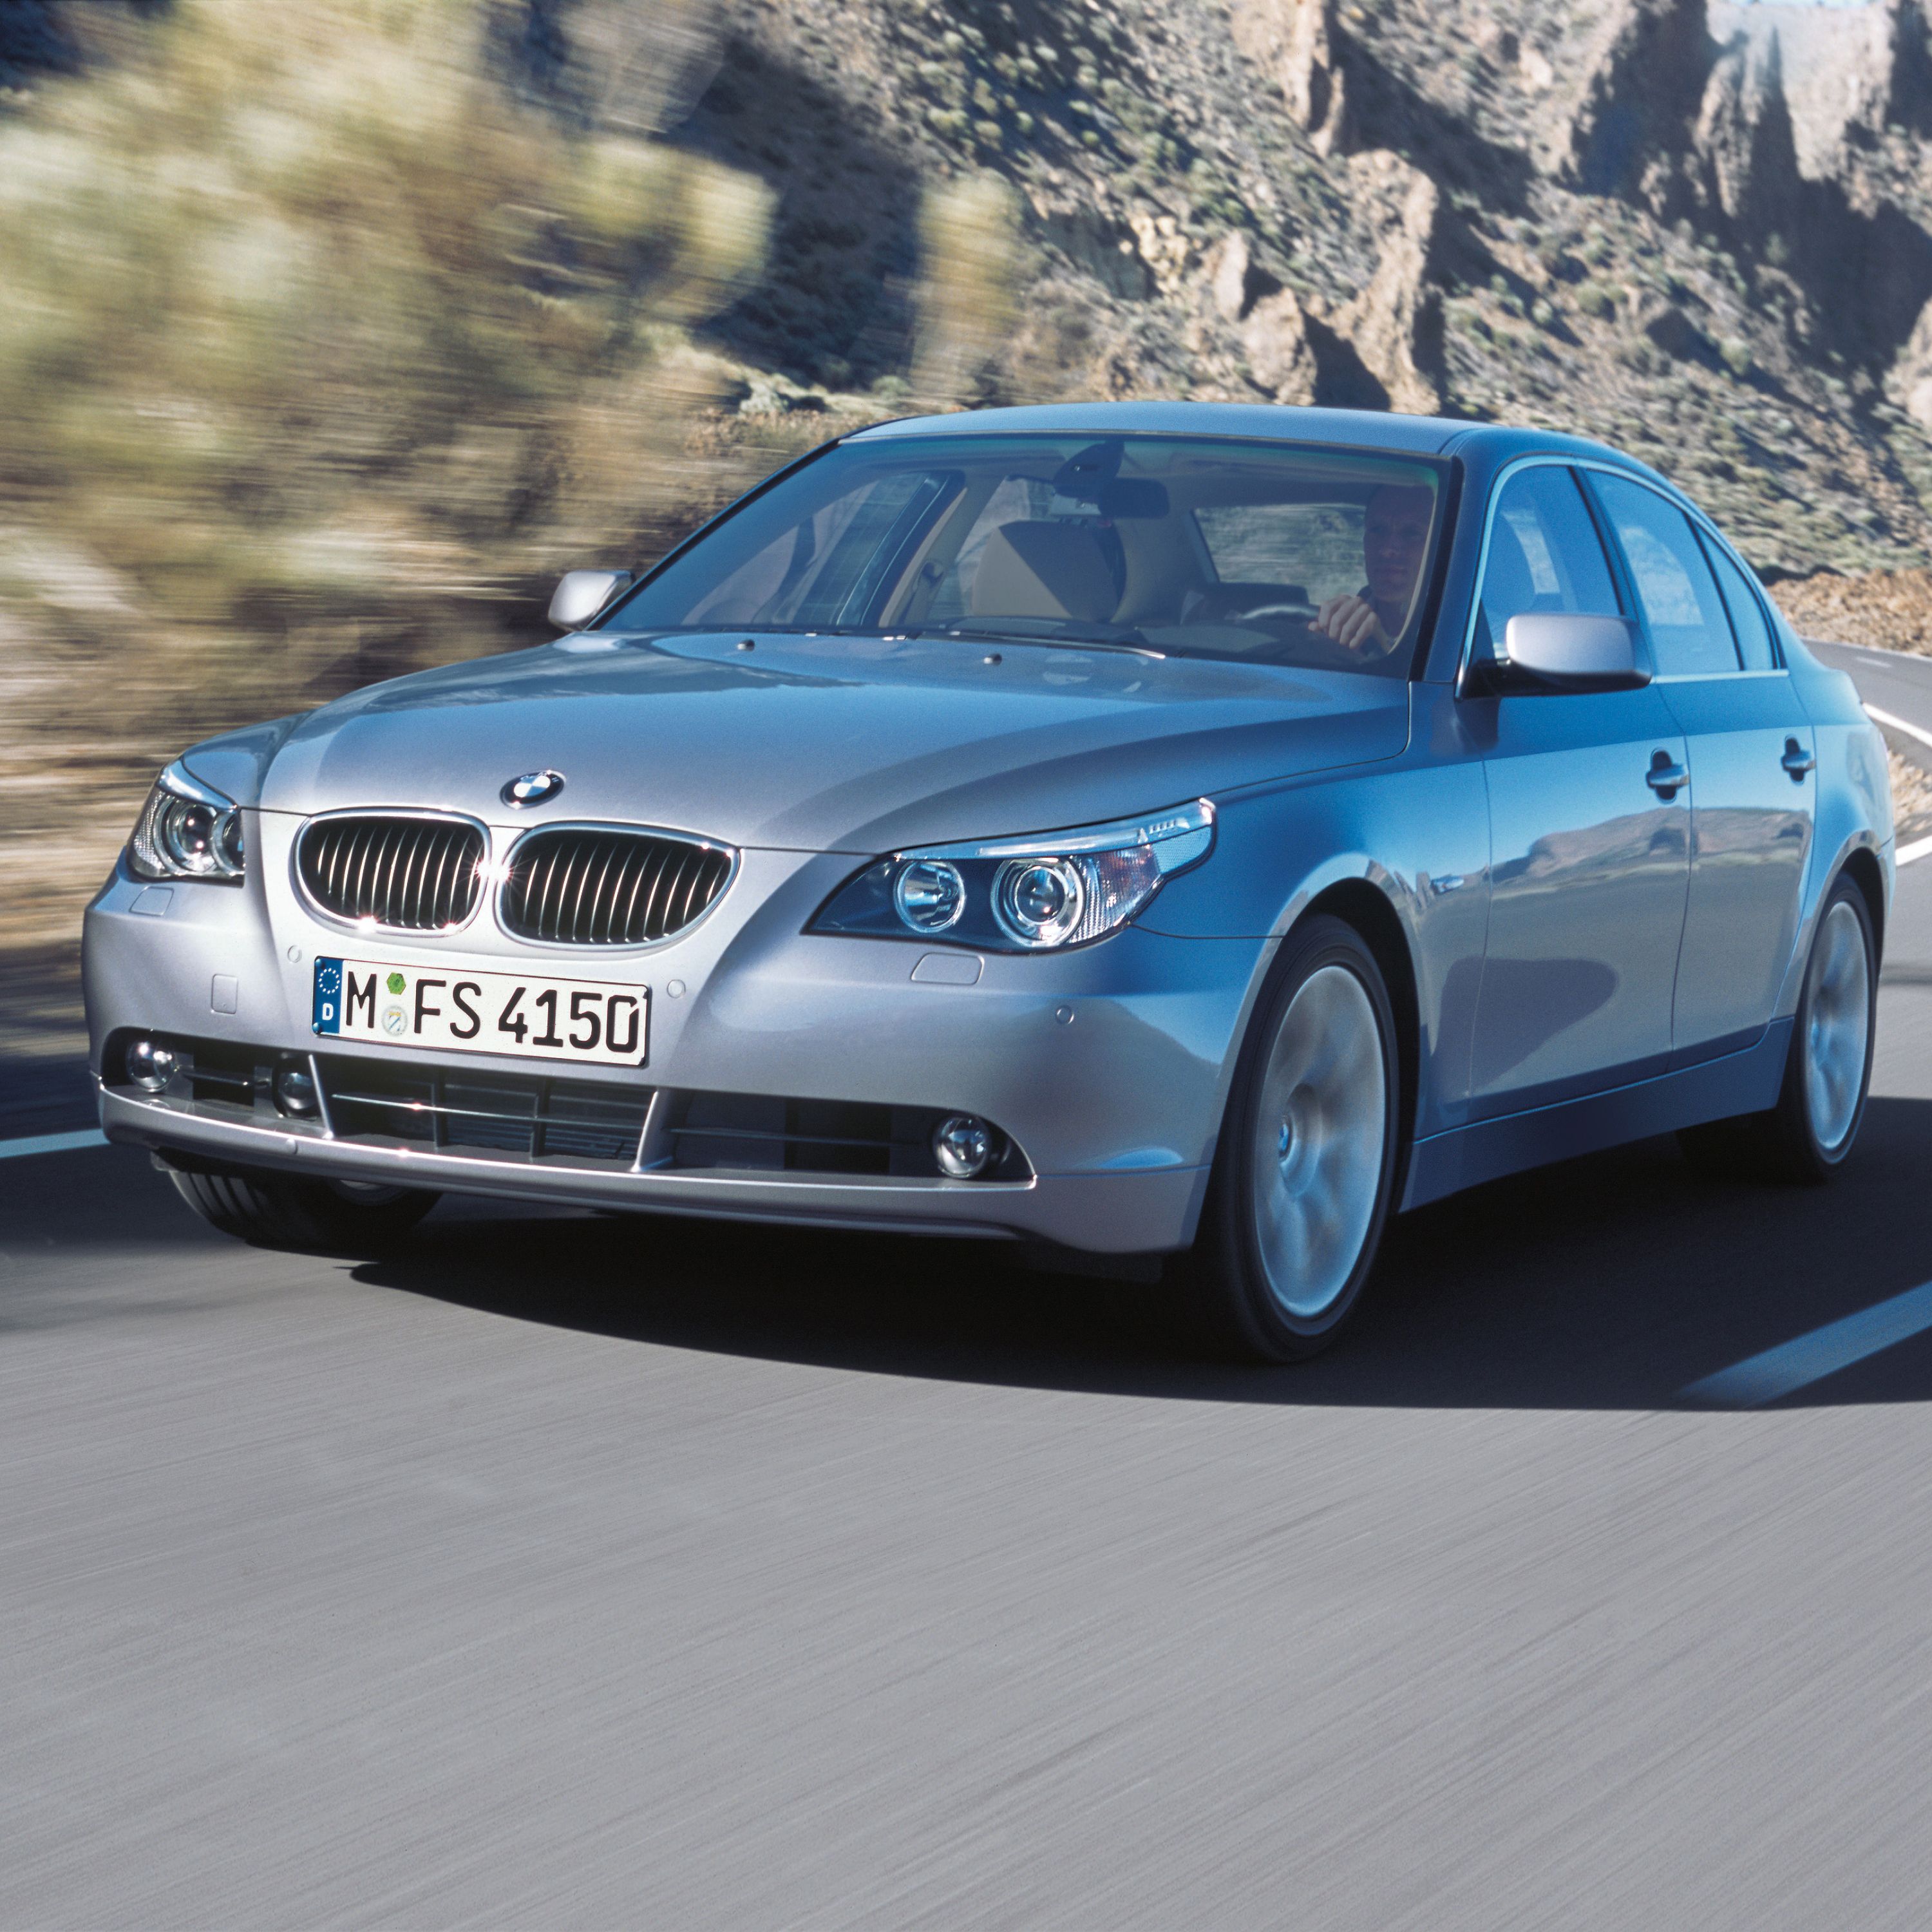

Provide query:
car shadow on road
left=354, top=1095, right=1932, bottom=1412
left=0, top=1050, right=94, bottom=1139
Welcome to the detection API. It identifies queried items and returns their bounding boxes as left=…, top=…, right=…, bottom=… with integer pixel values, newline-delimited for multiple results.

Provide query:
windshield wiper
left=914, top=624, right=1166, bottom=660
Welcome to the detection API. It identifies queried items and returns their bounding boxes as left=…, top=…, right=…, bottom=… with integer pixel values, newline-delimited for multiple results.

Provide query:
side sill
left=1401, top=1018, right=1792, bottom=1211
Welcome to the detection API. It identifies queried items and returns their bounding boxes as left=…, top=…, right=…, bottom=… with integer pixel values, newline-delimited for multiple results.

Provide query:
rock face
left=1891, top=301, right=1932, bottom=436
left=1537, top=0, right=1714, bottom=207
left=1710, top=0, right=1932, bottom=166
left=518, top=0, right=1932, bottom=573
left=1230, top=0, right=1352, bottom=155
left=1336, top=155, right=1444, bottom=417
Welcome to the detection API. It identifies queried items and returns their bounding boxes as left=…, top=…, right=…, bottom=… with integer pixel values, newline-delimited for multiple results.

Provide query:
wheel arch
left=1303, top=878, right=1423, bottom=1175
left=1841, top=843, right=1886, bottom=967
left=1776, top=829, right=1891, bottom=1018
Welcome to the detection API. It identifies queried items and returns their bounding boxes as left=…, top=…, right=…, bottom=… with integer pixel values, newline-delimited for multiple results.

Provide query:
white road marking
left=0, top=1128, right=108, bottom=1160
left=1865, top=707, right=1932, bottom=862
left=1865, top=701, right=1932, bottom=750
left=1681, top=1279, right=1932, bottom=1406
left=1816, top=638, right=1932, bottom=668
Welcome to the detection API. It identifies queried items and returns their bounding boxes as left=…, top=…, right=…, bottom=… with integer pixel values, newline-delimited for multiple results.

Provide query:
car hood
left=192, top=630, right=1411, bottom=852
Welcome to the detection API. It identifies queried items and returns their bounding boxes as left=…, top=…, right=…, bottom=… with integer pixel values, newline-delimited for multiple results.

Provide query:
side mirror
left=547, top=569, right=632, bottom=632
left=1493, top=612, right=1649, bottom=694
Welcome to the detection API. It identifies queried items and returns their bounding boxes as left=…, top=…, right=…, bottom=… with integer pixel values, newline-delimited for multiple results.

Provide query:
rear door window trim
left=1459, top=454, right=1788, bottom=690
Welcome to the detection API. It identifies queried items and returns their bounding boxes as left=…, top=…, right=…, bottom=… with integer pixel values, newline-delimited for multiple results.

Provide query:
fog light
left=124, top=1038, right=177, bottom=1092
left=933, top=1113, right=994, bottom=1180
left=272, top=1062, right=319, bottom=1118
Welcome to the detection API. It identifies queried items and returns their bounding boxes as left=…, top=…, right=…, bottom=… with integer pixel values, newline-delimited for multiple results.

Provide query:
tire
left=1179, top=913, right=1403, bottom=1362
left=1678, top=873, right=1877, bottom=1185
left=167, top=1162, right=437, bottom=1253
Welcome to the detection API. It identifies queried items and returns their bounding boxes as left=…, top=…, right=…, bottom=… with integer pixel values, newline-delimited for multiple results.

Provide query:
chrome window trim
left=1682, top=510, right=1790, bottom=675
left=1457, top=454, right=1787, bottom=690
left=1579, top=467, right=1766, bottom=680
left=1649, top=669, right=1790, bottom=683
left=493, top=820, right=740, bottom=952
left=290, top=806, right=493, bottom=938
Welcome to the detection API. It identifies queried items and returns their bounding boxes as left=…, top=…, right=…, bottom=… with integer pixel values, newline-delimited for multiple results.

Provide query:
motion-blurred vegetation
left=0, top=0, right=947, bottom=1010
left=0, top=0, right=776, bottom=737
left=0, top=0, right=1043, bottom=1014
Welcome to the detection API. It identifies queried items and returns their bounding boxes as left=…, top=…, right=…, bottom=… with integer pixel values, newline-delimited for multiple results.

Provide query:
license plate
left=312, top=956, right=647, bottom=1067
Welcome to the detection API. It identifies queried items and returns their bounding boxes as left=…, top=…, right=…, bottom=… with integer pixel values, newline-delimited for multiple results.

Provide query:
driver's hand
left=1312, top=594, right=1394, bottom=659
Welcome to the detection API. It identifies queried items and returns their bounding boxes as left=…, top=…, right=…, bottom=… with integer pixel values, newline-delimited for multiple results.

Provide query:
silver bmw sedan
left=84, top=402, right=1892, bottom=1359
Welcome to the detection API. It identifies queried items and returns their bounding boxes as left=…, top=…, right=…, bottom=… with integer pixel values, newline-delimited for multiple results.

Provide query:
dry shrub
left=0, top=0, right=777, bottom=976
left=1772, top=569, right=1932, bottom=657
left=0, top=0, right=773, bottom=739
left=912, top=171, right=1023, bottom=408
left=1889, top=745, right=1932, bottom=842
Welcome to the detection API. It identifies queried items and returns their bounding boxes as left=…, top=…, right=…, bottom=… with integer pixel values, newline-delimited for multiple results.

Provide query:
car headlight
left=129, top=761, right=246, bottom=883
left=811, top=800, right=1215, bottom=952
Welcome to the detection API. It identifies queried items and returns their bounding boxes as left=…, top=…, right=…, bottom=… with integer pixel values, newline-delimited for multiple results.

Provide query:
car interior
left=630, top=437, right=1444, bottom=674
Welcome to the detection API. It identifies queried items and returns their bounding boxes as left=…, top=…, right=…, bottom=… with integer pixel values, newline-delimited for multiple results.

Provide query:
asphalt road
left=1812, top=634, right=1932, bottom=771
left=9, top=649, right=1932, bottom=1927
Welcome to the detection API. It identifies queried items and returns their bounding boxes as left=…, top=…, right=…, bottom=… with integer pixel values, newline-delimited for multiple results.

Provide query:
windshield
left=600, top=433, right=1448, bottom=674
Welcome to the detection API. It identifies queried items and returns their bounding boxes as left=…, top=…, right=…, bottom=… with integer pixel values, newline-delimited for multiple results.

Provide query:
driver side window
left=1472, top=466, right=1621, bottom=667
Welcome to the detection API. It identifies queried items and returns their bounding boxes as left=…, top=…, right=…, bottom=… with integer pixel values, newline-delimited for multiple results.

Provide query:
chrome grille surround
left=294, top=811, right=487, bottom=933
left=498, top=823, right=735, bottom=947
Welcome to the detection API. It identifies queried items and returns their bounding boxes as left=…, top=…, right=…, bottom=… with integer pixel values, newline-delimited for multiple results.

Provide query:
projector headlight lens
left=994, top=857, right=1084, bottom=948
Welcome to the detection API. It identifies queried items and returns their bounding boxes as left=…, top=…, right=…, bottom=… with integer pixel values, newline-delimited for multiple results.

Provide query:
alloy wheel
left=1805, top=896, right=1871, bottom=1154
left=1248, top=963, right=1390, bottom=1321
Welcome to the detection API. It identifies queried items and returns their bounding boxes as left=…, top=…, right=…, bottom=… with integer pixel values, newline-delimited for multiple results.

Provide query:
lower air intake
left=317, top=1059, right=650, bottom=1165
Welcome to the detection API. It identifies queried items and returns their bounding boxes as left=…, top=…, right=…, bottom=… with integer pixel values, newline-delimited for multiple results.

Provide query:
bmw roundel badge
left=502, top=769, right=565, bottom=808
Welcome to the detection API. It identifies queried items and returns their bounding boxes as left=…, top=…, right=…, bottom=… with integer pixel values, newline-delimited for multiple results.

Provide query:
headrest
left=971, top=522, right=1119, bottom=624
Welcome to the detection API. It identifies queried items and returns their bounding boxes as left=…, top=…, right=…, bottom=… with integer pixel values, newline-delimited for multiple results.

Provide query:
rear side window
left=1590, top=475, right=1741, bottom=676
left=1700, top=533, right=1778, bottom=670
left=1472, top=466, right=1620, bottom=665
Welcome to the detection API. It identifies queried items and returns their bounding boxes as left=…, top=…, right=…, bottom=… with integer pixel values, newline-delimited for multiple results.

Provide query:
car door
left=1465, top=463, right=1692, bottom=1116
left=1586, top=473, right=1815, bottom=1063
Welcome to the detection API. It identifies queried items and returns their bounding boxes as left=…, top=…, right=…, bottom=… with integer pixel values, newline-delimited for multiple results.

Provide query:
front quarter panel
left=1142, top=685, right=1492, bottom=1137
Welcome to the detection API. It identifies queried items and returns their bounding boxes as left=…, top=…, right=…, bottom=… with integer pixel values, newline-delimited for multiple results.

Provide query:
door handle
left=1781, top=737, right=1815, bottom=779
left=1646, top=750, right=1689, bottom=798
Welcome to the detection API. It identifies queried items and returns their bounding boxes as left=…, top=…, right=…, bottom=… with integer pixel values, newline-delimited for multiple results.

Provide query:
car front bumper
left=84, top=833, right=1270, bottom=1254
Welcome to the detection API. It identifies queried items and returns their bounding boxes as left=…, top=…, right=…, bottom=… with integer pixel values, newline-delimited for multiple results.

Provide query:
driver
left=1311, top=483, right=1434, bottom=660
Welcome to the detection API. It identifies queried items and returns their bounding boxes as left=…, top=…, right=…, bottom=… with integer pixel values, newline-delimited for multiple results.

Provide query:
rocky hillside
left=656, top=0, right=1932, bottom=585
left=10, top=0, right=1932, bottom=1036
left=14, top=0, right=1932, bottom=585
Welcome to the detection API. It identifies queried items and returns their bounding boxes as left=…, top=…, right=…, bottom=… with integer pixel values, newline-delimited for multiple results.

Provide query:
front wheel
left=1179, top=914, right=1402, bottom=1362
left=167, top=1162, right=438, bottom=1253
left=1678, top=873, right=1877, bottom=1184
